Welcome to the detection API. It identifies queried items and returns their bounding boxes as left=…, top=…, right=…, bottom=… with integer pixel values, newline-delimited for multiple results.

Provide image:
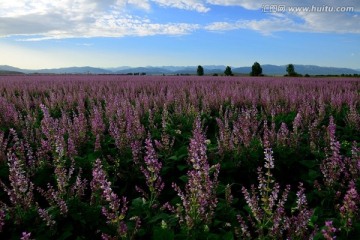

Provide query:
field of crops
left=0, top=75, right=359, bottom=239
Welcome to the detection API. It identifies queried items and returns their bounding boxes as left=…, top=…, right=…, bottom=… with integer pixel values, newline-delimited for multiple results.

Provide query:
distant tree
left=212, top=73, right=218, bottom=76
left=286, top=64, right=297, bottom=76
left=224, top=66, right=233, bottom=76
left=250, top=62, right=263, bottom=76
left=197, top=65, right=204, bottom=76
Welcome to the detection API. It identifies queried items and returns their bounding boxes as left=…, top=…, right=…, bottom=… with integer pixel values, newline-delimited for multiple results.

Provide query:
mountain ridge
left=1, top=64, right=359, bottom=75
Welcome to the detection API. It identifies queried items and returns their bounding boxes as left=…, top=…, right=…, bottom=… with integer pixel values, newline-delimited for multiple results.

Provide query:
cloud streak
left=204, top=17, right=308, bottom=35
left=205, top=13, right=360, bottom=35
left=152, top=0, right=210, bottom=13
left=204, top=0, right=360, bottom=34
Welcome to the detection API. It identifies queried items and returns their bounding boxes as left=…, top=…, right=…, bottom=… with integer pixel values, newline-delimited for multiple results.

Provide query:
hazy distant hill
left=233, top=65, right=360, bottom=75
left=1, top=64, right=359, bottom=76
left=34, top=67, right=112, bottom=74
left=0, top=65, right=26, bottom=73
left=294, top=65, right=360, bottom=75
left=114, top=67, right=173, bottom=75
left=0, top=70, right=25, bottom=75
left=0, top=65, right=112, bottom=74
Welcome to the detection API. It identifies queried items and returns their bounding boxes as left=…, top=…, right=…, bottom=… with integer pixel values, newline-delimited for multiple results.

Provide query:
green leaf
left=308, top=169, right=320, bottom=180
left=299, top=160, right=318, bottom=169
left=148, top=213, right=171, bottom=224
left=179, top=175, right=188, bottom=183
left=153, top=227, right=175, bottom=240
left=131, top=197, right=145, bottom=208
left=309, top=213, right=318, bottom=228
left=58, top=224, right=74, bottom=240
left=176, top=164, right=188, bottom=171
left=168, top=155, right=178, bottom=161
left=222, top=231, right=234, bottom=240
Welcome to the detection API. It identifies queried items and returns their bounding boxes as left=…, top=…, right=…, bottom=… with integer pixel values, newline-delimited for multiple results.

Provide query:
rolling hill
left=1, top=64, right=359, bottom=76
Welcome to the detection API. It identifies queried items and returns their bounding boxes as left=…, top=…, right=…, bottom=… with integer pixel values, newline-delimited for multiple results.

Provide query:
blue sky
left=0, top=0, right=359, bottom=69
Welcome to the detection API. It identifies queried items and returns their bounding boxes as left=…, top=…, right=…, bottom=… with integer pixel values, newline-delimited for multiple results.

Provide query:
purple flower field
left=0, top=75, right=359, bottom=239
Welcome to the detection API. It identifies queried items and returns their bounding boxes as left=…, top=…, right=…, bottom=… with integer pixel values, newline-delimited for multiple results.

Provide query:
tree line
left=197, top=65, right=234, bottom=76
left=196, top=62, right=301, bottom=76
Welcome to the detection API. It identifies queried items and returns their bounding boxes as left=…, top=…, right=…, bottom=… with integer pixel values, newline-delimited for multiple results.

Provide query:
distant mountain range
left=0, top=64, right=359, bottom=76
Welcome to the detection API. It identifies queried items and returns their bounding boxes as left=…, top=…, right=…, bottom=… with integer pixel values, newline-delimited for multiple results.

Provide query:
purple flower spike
left=172, top=117, right=220, bottom=230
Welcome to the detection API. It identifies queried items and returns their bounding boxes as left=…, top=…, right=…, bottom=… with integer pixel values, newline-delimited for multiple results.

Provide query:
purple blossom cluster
left=239, top=148, right=314, bottom=239
left=39, top=104, right=66, bottom=159
left=322, top=221, right=337, bottom=240
left=215, top=105, right=327, bottom=157
left=172, top=117, right=220, bottom=230
left=216, top=107, right=259, bottom=154
left=321, top=116, right=345, bottom=187
left=320, top=116, right=360, bottom=213
left=70, top=169, right=87, bottom=199
left=68, top=109, right=87, bottom=152
left=136, top=137, right=164, bottom=207
left=346, top=103, right=360, bottom=130
left=108, top=104, right=145, bottom=156
left=0, top=130, right=8, bottom=163
left=0, top=97, right=19, bottom=127
left=37, top=184, right=68, bottom=215
left=91, top=159, right=130, bottom=238
left=91, top=106, right=105, bottom=151
left=0, top=75, right=358, bottom=238
left=20, top=232, right=32, bottom=240
left=37, top=208, right=56, bottom=227
left=339, top=181, right=359, bottom=231
left=288, top=182, right=314, bottom=238
left=155, top=104, right=175, bottom=151
left=0, top=208, right=5, bottom=232
left=0, top=153, right=34, bottom=211
left=224, top=184, right=233, bottom=206
left=276, top=122, right=290, bottom=147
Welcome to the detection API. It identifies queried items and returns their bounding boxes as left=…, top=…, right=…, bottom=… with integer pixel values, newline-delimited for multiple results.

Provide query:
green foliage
left=286, top=64, right=298, bottom=76
left=197, top=65, right=204, bottom=76
left=224, top=66, right=233, bottom=76
left=250, top=62, right=263, bottom=76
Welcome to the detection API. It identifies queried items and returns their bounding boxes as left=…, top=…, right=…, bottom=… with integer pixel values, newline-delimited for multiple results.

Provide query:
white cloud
left=89, top=14, right=200, bottom=37
left=0, top=0, right=200, bottom=40
left=205, top=16, right=309, bottom=35
left=205, top=11, right=360, bottom=35
left=204, top=0, right=360, bottom=34
left=127, top=0, right=151, bottom=10
left=206, top=0, right=360, bottom=10
left=151, top=0, right=210, bottom=12
left=206, top=0, right=262, bottom=10
left=76, top=43, right=94, bottom=47
left=0, top=0, right=359, bottom=40
left=298, top=12, right=360, bottom=33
